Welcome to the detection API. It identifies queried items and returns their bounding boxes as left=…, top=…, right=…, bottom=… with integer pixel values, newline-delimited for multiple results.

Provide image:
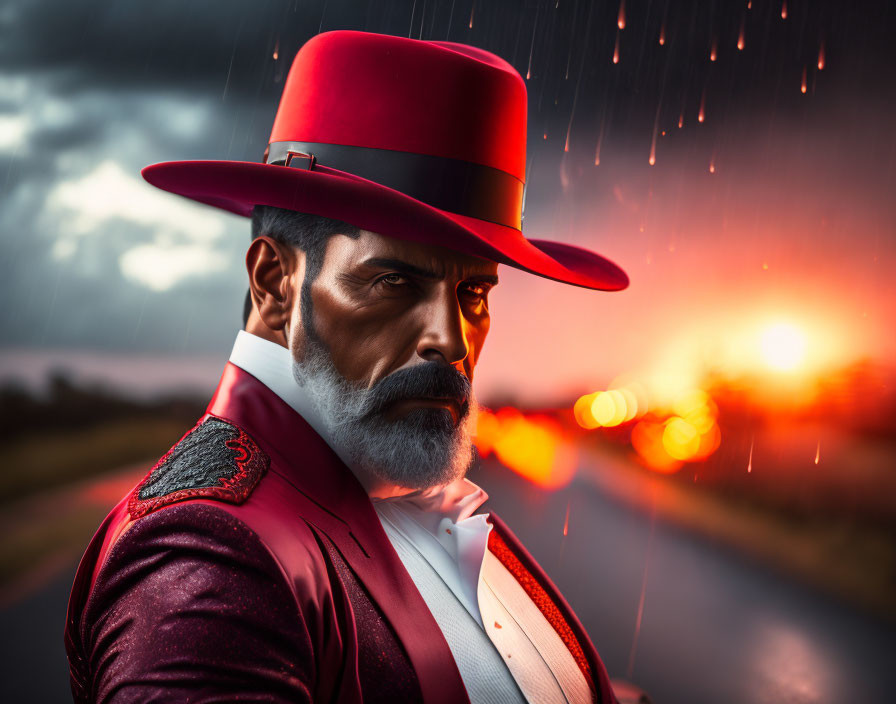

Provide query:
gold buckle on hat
left=284, top=150, right=317, bottom=170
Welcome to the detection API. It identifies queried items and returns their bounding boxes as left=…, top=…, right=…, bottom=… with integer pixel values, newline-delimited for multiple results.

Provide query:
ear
left=245, top=236, right=304, bottom=335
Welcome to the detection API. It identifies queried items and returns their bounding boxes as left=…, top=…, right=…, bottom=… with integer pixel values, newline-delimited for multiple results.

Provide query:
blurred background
left=1, top=0, right=894, bottom=702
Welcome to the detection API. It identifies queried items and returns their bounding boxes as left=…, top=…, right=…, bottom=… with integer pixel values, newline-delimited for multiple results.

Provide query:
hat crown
left=269, top=31, right=528, bottom=182
left=141, top=31, right=629, bottom=293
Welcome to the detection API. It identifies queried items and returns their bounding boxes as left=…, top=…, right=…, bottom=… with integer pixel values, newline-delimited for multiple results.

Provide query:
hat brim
left=141, top=160, right=629, bottom=291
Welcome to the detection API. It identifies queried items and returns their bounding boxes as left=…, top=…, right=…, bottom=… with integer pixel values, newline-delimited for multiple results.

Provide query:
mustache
left=360, top=362, right=472, bottom=419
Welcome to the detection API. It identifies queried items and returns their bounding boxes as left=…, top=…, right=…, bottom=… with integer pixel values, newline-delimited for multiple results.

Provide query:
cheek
left=311, top=286, right=421, bottom=384
left=463, top=313, right=491, bottom=374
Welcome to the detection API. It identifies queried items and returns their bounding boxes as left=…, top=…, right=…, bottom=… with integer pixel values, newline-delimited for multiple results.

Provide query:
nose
left=416, top=286, right=470, bottom=369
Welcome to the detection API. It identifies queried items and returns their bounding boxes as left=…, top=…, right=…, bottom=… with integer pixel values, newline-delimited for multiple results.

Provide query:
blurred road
left=477, top=457, right=895, bottom=704
left=1, top=456, right=894, bottom=703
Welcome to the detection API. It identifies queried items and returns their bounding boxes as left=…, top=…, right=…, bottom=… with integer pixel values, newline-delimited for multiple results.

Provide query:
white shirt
left=228, top=331, right=591, bottom=704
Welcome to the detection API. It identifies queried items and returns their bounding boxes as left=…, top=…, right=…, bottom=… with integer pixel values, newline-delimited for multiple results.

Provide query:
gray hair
left=242, top=206, right=361, bottom=325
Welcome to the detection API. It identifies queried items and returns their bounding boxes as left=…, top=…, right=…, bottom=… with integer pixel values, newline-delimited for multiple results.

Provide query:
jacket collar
left=206, top=362, right=470, bottom=704
left=227, top=330, right=356, bottom=469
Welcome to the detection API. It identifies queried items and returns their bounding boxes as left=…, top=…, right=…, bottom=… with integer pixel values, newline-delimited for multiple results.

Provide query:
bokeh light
left=476, top=407, right=577, bottom=489
left=662, top=417, right=701, bottom=460
left=574, top=384, right=646, bottom=429
left=631, top=420, right=683, bottom=474
left=577, top=380, right=723, bottom=474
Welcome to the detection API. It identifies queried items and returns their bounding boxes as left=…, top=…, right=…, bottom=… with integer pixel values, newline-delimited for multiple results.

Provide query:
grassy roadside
left=0, top=462, right=150, bottom=606
left=0, top=418, right=189, bottom=504
left=0, top=416, right=190, bottom=605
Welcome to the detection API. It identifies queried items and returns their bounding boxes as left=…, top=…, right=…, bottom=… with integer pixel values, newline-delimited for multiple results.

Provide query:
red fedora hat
left=142, top=30, right=628, bottom=291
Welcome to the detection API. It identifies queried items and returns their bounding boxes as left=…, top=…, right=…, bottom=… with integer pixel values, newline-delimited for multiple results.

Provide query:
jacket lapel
left=487, top=512, right=616, bottom=704
left=207, top=363, right=470, bottom=704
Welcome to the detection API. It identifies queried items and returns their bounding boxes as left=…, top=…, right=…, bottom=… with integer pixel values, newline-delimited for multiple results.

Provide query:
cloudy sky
left=1, top=0, right=893, bottom=403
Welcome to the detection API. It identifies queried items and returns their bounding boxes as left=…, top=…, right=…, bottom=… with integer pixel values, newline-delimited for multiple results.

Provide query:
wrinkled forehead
left=324, top=228, right=499, bottom=280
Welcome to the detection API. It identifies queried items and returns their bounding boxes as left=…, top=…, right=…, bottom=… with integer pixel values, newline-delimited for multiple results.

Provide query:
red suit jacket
left=64, top=363, right=617, bottom=703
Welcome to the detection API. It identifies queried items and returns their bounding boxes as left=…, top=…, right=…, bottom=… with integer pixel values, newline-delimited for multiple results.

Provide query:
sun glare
left=760, top=322, right=808, bottom=371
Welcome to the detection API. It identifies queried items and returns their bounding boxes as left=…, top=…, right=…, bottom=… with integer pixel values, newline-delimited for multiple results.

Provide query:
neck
left=243, top=318, right=287, bottom=347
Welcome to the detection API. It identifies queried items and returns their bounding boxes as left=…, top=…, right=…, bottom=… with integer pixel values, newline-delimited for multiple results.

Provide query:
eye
left=460, top=282, right=490, bottom=302
left=376, top=272, right=407, bottom=287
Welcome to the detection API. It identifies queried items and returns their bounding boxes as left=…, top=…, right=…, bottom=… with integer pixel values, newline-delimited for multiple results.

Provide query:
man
left=65, top=30, right=629, bottom=703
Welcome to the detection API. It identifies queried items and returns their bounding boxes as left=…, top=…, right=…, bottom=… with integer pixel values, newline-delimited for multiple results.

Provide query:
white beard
left=291, top=336, right=479, bottom=491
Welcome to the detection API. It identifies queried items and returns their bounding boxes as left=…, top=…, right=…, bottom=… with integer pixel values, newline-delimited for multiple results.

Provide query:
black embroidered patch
left=128, top=416, right=269, bottom=519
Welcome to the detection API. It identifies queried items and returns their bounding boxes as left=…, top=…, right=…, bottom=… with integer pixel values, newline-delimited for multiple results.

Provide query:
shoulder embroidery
left=128, top=416, right=269, bottom=519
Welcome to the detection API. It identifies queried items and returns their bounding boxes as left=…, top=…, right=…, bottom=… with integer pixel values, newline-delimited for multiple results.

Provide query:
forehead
left=325, top=229, right=498, bottom=278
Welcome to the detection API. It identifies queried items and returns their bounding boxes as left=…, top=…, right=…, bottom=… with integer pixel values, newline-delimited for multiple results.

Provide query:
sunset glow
left=559, top=301, right=864, bottom=478
left=760, top=322, right=808, bottom=371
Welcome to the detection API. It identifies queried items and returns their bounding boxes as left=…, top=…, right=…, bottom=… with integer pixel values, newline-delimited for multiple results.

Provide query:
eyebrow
left=361, top=257, right=499, bottom=286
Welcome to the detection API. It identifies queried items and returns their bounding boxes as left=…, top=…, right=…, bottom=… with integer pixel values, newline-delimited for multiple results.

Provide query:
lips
left=388, top=395, right=467, bottom=425
left=430, top=396, right=466, bottom=424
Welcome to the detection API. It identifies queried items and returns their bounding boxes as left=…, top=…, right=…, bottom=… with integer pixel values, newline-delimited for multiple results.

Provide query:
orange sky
left=475, top=113, right=894, bottom=405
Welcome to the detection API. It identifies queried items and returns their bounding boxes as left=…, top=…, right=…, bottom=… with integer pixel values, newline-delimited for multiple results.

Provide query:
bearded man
left=64, top=30, right=629, bottom=704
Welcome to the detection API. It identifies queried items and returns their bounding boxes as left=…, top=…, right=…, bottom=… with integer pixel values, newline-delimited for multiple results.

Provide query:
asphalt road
left=1, top=458, right=893, bottom=703
left=476, top=458, right=895, bottom=704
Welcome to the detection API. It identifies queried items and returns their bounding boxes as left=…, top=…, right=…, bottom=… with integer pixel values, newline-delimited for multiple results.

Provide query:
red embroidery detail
left=127, top=416, right=268, bottom=519
left=488, top=529, right=595, bottom=694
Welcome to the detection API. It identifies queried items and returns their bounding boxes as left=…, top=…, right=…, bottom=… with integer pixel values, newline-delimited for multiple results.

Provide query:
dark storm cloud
left=3, top=0, right=888, bottom=109
left=0, top=65, right=257, bottom=352
left=0, top=0, right=291, bottom=93
left=0, top=0, right=443, bottom=104
left=0, top=211, right=244, bottom=355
